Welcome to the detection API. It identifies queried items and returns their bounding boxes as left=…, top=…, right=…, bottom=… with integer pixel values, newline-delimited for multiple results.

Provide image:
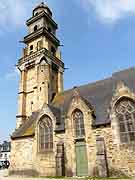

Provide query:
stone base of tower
left=9, top=138, right=57, bottom=177
left=9, top=138, right=35, bottom=176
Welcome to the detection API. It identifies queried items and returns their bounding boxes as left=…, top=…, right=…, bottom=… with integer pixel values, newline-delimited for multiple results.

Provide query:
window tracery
left=115, top=98, right=135, bottom=143
left=39, top=115, right=53, bottom=151
left=73, top=109, right=85, bottom=138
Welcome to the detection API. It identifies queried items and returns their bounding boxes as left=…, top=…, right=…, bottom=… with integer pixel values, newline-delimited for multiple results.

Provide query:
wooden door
left=75, top=142, right=88, bottom=176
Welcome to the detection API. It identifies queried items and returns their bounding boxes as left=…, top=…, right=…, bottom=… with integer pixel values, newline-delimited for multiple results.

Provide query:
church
left=10, top=2, right=135, bottom=177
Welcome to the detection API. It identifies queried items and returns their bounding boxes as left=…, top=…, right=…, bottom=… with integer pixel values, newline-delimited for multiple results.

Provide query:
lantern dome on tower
left=33, top=2, right=52, bottom=17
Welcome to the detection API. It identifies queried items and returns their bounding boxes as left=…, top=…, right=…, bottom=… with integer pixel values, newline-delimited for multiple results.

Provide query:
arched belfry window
left=115, top=98, right=135, bottom=143
left=34, top=25, right=38, bottom=32
left=73, top=109, right=85, bottom=138
left=38, top=115, right=53, bottom=151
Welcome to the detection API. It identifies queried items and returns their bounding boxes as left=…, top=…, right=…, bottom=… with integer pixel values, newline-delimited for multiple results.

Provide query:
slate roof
left=11, top=67, right=135, bottom=139
left=52, top=68, right=135, bottom=125
left=11, top=111, right=39, bottom=139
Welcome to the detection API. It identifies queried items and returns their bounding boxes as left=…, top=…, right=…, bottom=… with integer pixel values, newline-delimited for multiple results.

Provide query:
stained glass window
left=73, top=109, right=85, bottom=138
left=39, top=115, right=53, bottom=151
left=115, top=98, right=135, bottom=143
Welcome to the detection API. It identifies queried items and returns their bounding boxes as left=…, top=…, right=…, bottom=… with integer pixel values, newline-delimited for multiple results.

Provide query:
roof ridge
left=54, top=77, right=111, bottom=98
left=112, top=67, right=135, bottom=77
left=55, top=67, right=135, bottom=97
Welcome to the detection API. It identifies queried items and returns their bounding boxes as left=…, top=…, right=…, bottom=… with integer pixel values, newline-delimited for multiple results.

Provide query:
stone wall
left=95, top=126, right=135, bottom=177
left=9, top=138, right=35, bottom=176
left=11, top=122, right=135, bottom=177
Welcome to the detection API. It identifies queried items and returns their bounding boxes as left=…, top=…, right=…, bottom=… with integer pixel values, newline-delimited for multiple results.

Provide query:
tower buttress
left=16, top=2, right=64, bottom=128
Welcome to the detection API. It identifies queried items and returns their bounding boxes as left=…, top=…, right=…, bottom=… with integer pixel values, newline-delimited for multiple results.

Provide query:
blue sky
left=1, top=0, right=135, bottom=142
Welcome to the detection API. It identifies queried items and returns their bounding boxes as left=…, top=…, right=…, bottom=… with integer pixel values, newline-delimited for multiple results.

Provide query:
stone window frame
left=37, top=40, right=43, bottom=51
left=38, top=115, right=53, bottom=152
left=72, top=109, right=85, bottom=139
left=115, top=97, right=135, bottom=144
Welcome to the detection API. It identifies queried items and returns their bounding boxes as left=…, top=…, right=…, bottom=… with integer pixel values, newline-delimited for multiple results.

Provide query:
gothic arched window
left=73, top=109, right=85, bottom=138
left=115, top=98, right=135, bottom=143
left=39, top=115, right=53, bottom=151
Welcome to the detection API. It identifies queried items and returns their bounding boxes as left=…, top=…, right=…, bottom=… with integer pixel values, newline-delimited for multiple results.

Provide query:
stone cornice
left=24, top=27, right=59, bottom=45
left=58, top=66, right=64, bottom=73
left=26, top=11, right=58, bottom=29
left=110, top=81, right=135, bottom=111
left=18, top=48, right=64, bottom=70
left=18, top=91, right=27, bottom=95
left=16, top=115, right=27, bottom=118
left=18, top=49, right=43, bottom=65
left=11, top=134, right=35, bottom=140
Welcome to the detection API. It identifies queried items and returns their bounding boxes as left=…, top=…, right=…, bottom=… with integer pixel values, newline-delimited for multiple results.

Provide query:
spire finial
left=40, top=0, right=47, bottom=5
left=40, top=0, right=44, bottom=5
left=40, top=0, right=48, bottom=7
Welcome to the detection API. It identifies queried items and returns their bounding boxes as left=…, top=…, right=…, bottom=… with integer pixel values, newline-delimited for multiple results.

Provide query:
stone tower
left=16, top=2, right=64, bottom=128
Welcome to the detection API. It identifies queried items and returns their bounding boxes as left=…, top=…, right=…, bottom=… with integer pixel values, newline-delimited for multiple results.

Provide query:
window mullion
left=43, top=128, right=45, bottom=150
left=124, top=112, right=130, bottom=143
left=79, top=117, right=81, bottom=137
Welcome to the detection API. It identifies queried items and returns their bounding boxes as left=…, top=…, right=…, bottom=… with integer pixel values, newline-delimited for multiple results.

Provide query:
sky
left=1, top=0, right=135, bottom=142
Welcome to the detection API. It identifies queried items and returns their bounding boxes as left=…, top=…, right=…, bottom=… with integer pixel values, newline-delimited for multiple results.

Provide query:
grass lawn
left=32, top=176, right=131, bottom=180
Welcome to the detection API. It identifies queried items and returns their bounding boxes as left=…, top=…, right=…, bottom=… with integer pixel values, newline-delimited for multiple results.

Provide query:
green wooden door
left=75, top=142, right=88, bottom=176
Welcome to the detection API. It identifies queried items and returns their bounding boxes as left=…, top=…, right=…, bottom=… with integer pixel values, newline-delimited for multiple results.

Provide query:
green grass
left=32, top=176, right=131, bottom=180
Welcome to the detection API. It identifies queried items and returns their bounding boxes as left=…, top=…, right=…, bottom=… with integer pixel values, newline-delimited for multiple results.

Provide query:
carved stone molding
left=111, top=81, right=135, bottom=110
left=18, top=48, right=64, bottom=68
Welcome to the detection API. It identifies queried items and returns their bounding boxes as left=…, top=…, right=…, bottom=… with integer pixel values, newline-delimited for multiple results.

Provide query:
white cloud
left=79, top=0, right=135, bottom=24
left=0, top=0, right=39, bottom=31
left=5, top=67, right=19, bottom=81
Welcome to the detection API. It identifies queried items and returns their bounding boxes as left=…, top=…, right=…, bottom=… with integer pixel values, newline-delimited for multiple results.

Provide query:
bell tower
left=16, top=2, right=64, bottom=128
